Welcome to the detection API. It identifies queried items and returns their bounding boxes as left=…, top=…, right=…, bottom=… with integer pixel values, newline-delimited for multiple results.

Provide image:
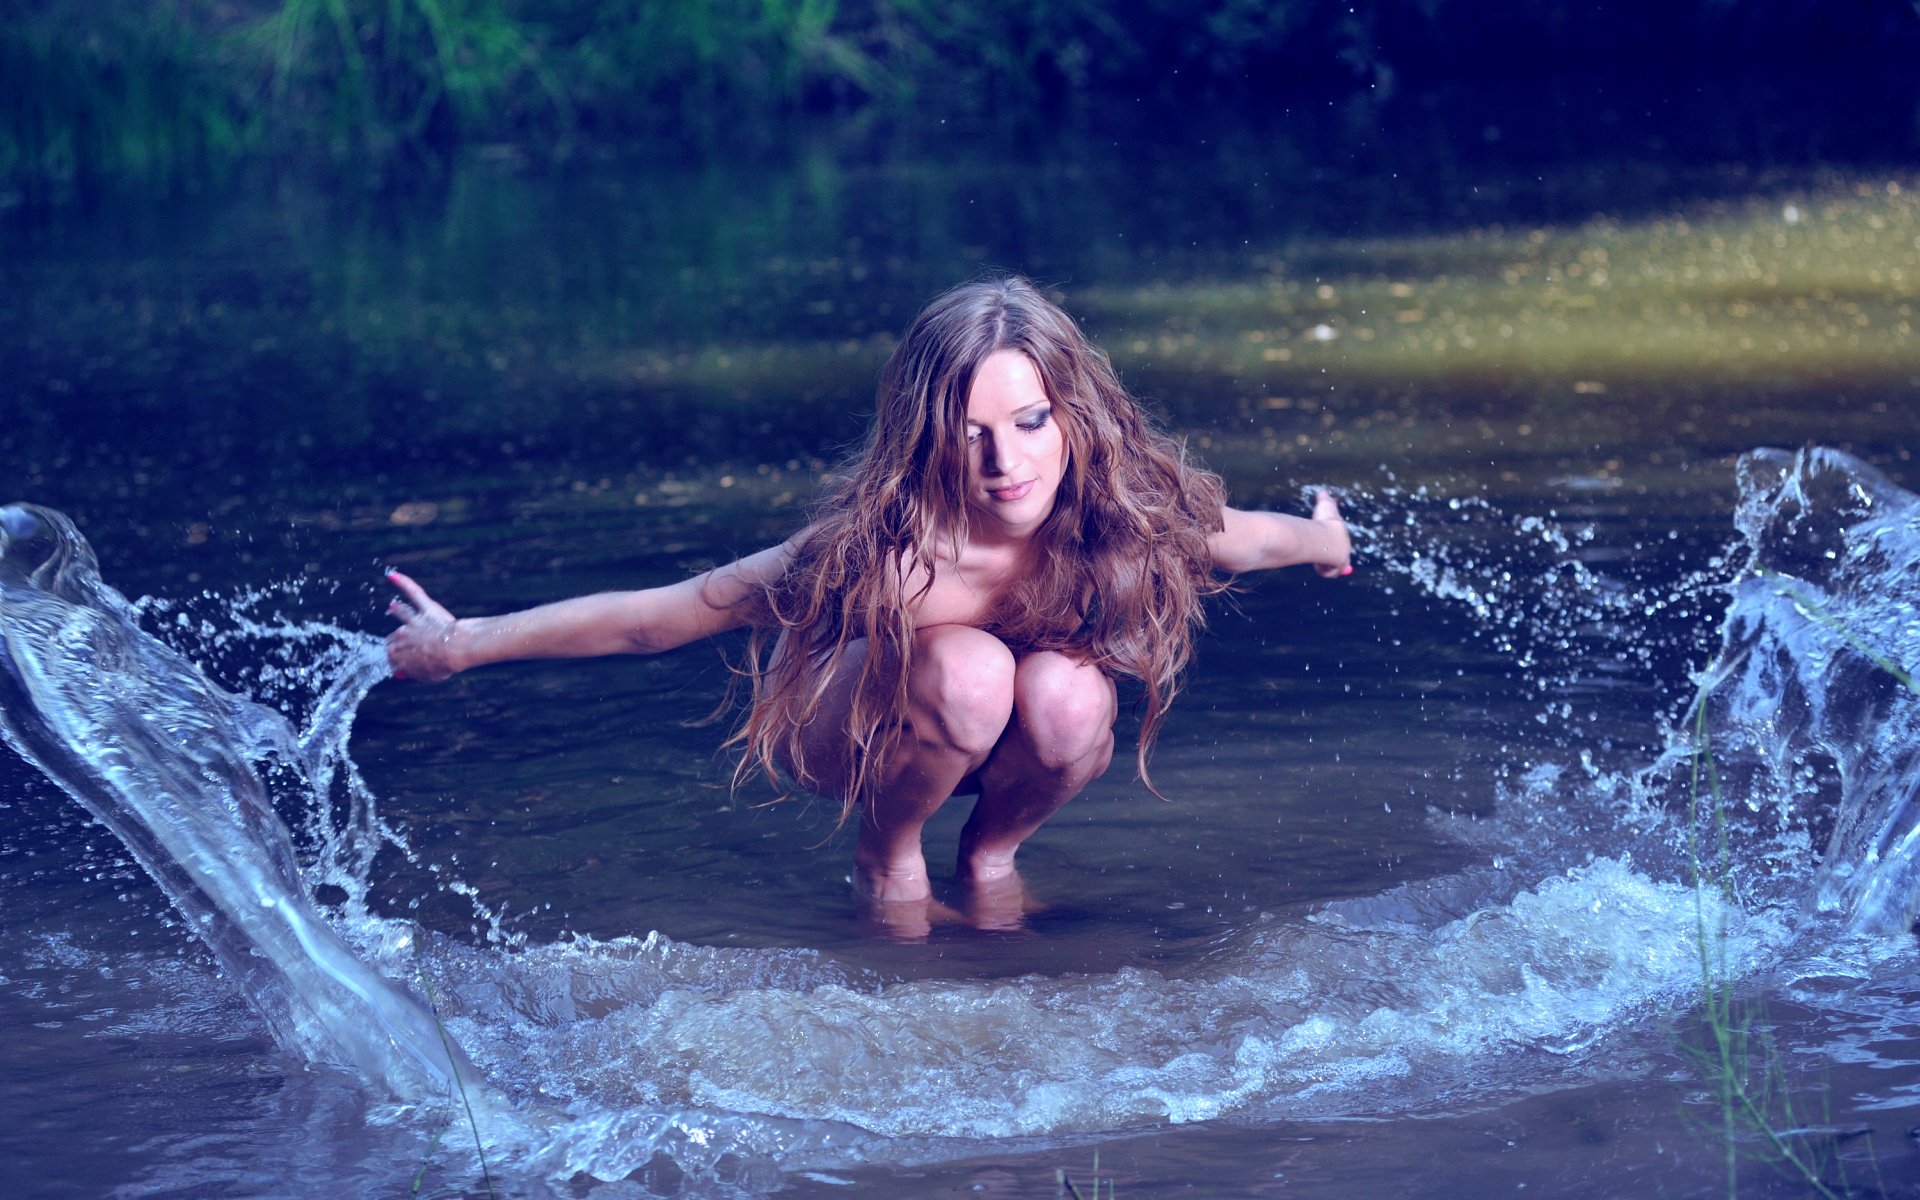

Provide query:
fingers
left=385, top=623, right=441, bottom=682
left=382, top=568, right=459, bottom=682
left=1310, top=489, right=1353, bottom=579
left=387, top=569, right=432, bottom=609
left=386, top=568, right=454, bottom=622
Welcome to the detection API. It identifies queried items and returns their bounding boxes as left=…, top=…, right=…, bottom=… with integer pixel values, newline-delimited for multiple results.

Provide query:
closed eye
left=1017, top=408, right=1052, bottom=432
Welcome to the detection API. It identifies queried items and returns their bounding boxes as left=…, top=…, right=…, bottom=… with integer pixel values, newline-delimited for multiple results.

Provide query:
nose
left=980, top=431, right=1022, bottom=478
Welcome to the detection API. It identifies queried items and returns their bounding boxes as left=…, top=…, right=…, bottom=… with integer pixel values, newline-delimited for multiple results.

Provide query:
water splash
left=1677, top=449, right=1920, bottom=933
left=1343, top=475, right=1734, bottom=706
left=418, top=858, right=1767, bottom=1143
left=2, top=446, right=1917, bottom=1194
left=0, top=503, right=885, bottom=1190
left=133, top=579, right=504, bottom=939
left=0, top=503, right=489, bottom=1106
left=1353, top=448, right=1920, bottom=932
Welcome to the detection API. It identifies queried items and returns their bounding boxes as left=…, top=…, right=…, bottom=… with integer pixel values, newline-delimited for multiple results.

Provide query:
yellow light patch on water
left=1079, top=178, right=1920, bottom=390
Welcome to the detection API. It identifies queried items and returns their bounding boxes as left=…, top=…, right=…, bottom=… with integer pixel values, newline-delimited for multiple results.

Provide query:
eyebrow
left=967, top=401, right=1052, bottom=424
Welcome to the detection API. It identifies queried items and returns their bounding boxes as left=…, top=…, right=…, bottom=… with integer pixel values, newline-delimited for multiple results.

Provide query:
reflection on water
left=5, top=125, right=1918, bottom=520
left=4, top=114, right=1920, bottom=1197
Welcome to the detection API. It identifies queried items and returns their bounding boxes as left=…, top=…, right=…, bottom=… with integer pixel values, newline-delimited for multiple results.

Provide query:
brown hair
left=729, top=276, right=1228, bottom=820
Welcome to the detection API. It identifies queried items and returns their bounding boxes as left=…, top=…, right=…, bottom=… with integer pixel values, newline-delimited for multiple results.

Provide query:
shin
left=958, top=651, right=1117, bottom=883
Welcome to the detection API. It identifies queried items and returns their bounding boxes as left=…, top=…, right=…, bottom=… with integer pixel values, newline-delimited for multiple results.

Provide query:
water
left=7, top=446, right=1920, bottom=1196
left=6, top=120, right=1920, bottom=1196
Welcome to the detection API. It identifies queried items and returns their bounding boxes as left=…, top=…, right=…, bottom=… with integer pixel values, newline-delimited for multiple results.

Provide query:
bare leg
left=957, top=651, right=1117, bottom=887
left=791, top=625, right=1016, bottom=904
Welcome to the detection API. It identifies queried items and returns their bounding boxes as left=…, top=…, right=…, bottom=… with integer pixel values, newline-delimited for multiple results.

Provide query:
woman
left=387, top=277, right=1351, bottom=925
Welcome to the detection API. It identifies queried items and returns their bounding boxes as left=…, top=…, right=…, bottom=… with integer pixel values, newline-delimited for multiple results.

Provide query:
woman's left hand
left=1309, top=490, right=1355, bottom=579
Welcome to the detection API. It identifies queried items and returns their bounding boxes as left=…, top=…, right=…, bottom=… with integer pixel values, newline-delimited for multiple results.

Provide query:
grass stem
left=418, top=970, right=497, bottom=1200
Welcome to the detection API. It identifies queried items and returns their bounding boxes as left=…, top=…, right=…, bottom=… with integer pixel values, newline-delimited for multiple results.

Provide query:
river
left=3, top=95, right=1919, bottom=1198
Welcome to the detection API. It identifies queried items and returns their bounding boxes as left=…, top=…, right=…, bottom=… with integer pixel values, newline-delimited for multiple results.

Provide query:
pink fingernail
left=1341, top=565, right=1354, bottom=576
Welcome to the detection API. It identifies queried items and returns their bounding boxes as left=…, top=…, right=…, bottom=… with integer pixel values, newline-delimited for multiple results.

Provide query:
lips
left=987, top=480, right=1035, bottom=502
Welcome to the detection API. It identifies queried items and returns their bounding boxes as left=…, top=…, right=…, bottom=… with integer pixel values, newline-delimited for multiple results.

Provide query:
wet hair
left=728, top=275, right=1228, bottom=821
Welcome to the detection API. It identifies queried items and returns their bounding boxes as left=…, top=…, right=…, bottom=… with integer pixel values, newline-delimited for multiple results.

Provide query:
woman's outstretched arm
left=1208, top=490, right=1353, bottom=579
left=385, top=533, right=804, bottom=682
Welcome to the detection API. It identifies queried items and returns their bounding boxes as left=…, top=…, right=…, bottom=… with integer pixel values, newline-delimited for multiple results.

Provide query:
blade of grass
left=1759, top=568, right=1920, bottom=697
left=418, top=970, right=497, bottom=1200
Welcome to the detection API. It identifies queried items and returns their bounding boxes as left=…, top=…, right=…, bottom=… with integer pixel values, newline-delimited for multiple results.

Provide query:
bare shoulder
left=748, top=523, right=814, bottom=577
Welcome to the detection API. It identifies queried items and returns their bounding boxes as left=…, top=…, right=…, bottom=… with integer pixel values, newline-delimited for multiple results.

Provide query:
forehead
left=964, top=350, right=1049, bottom=420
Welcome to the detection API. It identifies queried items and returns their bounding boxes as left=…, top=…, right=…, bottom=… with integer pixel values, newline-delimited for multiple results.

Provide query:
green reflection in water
left=4, top=152, right=1916, bottom=552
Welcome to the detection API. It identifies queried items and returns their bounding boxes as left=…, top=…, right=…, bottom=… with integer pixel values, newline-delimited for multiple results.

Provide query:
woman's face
left=962, top=349, right=1068, bottom=542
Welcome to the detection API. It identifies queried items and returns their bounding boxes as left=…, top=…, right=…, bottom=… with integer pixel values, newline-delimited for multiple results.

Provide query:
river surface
left=4, top=99, right=1920, bottom=1198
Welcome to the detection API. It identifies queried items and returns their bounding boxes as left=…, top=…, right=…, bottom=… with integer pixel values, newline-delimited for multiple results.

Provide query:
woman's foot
left=854, top=887, right=962, bottom=942
left=852, top=851, right=934, bottom=903
left=955, top=838, right=1021, bottom=887
left=959, top=868, right=1040, bottom=933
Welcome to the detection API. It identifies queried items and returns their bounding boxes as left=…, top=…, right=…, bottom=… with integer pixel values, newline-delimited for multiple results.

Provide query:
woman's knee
left=1013, top=653, right=1117, bottom=775
left=910, top=626, right=1017, bottom=758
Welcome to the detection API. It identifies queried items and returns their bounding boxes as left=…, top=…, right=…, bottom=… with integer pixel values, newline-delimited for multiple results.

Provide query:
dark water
left=4, top=105, right=1920, bottom=1197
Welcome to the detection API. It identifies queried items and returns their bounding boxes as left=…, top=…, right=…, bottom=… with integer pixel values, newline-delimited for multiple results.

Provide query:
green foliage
left=250, top=0, right=561, bottom=159
left=5, top=0, right=1918, bottom=194
left=413, top=968, right=497, bottom=1200
left=541, top=0, right=894, bottom=131
left=1058, top=1150, right=1119, bottom=1198
left=0, top=2, right=249, bottom=195
left=0, top=0, right=1392, bottom=190
left=1761, top=569, right=1920, bottom=696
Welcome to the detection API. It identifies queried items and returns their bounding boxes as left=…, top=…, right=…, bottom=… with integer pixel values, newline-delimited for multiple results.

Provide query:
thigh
left=781, top=625, right=1018, bottom=799
left=777, top=630, right=871, bottom=799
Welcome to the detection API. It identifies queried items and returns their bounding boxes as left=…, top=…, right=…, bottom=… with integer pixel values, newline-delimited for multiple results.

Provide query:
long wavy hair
left=728, top=276, right=1228, bottom=822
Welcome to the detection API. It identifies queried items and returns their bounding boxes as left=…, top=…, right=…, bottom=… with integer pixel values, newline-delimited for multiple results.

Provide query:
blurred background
left=7, top=0, right=1920, bottom=190
left=5, top=0, right=1919, bottom=589
left=7, top=0, right=1919, bottom=930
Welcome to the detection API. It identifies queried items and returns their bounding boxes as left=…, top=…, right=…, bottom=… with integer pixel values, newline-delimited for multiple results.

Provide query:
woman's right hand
left=385, top=570, right=464, bottom=682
